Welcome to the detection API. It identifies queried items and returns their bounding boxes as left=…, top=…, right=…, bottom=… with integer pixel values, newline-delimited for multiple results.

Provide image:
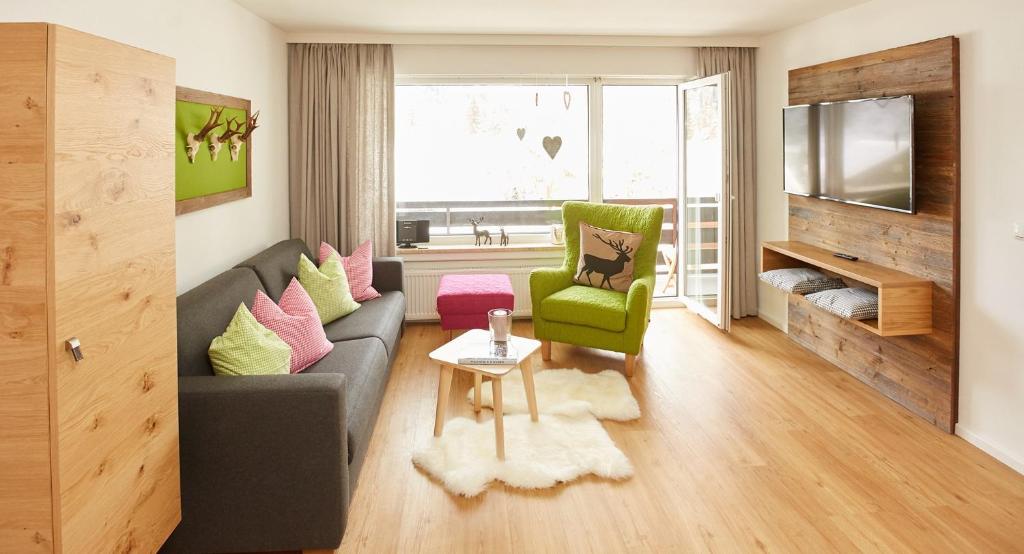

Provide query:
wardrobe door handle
left=66, top=337, right=84, bottom=362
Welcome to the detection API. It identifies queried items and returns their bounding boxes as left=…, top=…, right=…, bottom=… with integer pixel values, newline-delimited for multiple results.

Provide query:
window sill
left=399, top=242, right=564, bottom=256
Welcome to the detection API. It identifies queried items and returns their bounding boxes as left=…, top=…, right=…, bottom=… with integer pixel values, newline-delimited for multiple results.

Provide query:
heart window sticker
left=542, top=136, right=562, bottom=160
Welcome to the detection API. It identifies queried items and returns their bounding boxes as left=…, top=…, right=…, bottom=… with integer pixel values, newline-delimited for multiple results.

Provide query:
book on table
left=457, top=340, right=518, bottom=365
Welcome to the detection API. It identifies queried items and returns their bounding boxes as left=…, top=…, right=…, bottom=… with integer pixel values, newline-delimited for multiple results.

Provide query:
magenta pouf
left=436, top=274, right=515, bottom=331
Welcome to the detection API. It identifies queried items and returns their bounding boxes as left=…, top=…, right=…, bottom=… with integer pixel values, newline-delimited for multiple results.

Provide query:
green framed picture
left=175, top=86, right=255, bottom=215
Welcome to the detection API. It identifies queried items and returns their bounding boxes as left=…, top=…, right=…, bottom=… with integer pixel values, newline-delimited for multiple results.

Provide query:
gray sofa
left=162, top=239, right=405, bottom=553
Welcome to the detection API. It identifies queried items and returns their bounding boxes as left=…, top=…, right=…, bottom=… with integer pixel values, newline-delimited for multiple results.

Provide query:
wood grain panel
left=50, top=25, right=180, bottom=554
left=0, top=22, right=55, bottom=553
left=786, top=37, right=959, bottom=431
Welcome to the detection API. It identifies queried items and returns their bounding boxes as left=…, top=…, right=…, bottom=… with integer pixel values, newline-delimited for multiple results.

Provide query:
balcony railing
left=397, top=198, right=688, bottom=297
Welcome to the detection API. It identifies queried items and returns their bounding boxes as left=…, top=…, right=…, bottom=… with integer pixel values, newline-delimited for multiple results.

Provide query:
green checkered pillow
left=297, top=253, right=361, bottom=324
left=208, top=303, right=291, bottom=376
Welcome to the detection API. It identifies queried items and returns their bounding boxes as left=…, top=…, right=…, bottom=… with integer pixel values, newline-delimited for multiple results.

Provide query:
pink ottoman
left=436, top=274, right=514, bottom=333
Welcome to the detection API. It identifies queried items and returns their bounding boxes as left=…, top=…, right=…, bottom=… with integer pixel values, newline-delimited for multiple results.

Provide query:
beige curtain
left=288, top=43, right=396, bottom=257
left=698, top=47, right=758, bottom=319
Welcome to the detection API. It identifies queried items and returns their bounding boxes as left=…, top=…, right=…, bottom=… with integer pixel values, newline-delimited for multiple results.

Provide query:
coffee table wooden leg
left=473, top=373, right=483, bottom=413
left=520, top=358, right=539, bottom=422
left=492, top=378, right=505, bottom=460
left=433, top=364, right=455, bottom=437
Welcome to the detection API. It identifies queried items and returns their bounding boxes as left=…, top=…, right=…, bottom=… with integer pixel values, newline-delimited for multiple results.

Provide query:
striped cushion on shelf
left=758, top=267, right=846, bottom=295
left=804, top=287, right=879, bottom=320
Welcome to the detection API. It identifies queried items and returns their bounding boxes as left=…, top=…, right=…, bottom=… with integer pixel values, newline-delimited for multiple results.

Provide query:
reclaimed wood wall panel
left=786, top=37, right=960, bottom=432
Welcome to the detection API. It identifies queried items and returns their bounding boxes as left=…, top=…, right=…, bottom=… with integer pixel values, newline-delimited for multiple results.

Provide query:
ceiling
left=236, top=0, right=868, bottom=37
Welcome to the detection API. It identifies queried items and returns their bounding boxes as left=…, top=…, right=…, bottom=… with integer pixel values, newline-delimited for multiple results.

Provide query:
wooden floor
left=338, top=308, right=1024, bottom=553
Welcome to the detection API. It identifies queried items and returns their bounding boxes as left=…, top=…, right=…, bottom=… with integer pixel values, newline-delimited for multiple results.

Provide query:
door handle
left=66, top=337, right=84, bottom=362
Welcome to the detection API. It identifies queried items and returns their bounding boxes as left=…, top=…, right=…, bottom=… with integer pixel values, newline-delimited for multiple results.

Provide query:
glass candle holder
left=488, top=308, right=512, bottom=343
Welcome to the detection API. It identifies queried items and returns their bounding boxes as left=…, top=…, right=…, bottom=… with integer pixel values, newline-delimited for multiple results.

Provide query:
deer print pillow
left=574, top=222, right=643, bottom=292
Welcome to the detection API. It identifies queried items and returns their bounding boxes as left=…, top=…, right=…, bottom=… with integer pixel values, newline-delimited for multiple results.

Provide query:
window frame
left=395, top=75, right=692, bottom=244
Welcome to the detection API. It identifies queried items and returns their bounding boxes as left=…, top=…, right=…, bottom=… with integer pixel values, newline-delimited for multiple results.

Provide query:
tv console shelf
left=762, top=241, right=932, bottom=337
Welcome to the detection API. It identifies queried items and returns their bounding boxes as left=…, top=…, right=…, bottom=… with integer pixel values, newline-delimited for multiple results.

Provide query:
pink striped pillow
left=319, top=240, right=381, bottom=302
left=251, top=279, right=333, bottom=373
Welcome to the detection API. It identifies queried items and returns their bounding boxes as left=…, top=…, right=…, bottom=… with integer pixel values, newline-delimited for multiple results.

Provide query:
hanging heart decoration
left=516, top=127, right=526, bottom=140
left=563, top=90, right=572, bottom=110
left=542, top=136, right=562, bottom=160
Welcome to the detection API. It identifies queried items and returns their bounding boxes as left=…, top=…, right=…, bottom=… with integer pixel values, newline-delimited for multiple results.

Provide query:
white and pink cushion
left=319, top=240, right=381, bottom=302
left=251, top=278, right=333, bottom=373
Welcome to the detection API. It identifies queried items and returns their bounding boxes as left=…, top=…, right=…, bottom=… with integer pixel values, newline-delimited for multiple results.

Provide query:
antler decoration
left=209, top=117, right=243, bottom=162
left=228, top=111, right=260, bottom=162
left=594, top=234, right=634, bottom=254
left=185, top=106, right=224, bottom=164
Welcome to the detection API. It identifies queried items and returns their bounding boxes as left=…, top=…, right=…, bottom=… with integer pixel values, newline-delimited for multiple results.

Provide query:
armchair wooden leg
left=624, top=354, right=636, bottom=378
left=541, top=340, right=551, bottom=361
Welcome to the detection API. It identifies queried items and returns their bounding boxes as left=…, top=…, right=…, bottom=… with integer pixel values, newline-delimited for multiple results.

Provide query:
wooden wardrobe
left=0, top=24, right=180, bottom=553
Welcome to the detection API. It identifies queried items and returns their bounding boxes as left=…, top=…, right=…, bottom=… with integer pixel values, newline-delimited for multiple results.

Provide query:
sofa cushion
left=208, top=303, right=292, bottom=377
left=298, top=254, right=361, bottom=324
left=252, top=281, right=334, bottom=373
left=540, top=285, right=627, bottom=332
left=320, top=241, right=382, bottom=302
left=323, top=291, right=405, bottom=358
left=304, top=338, right=390, bottom=469
left=177, top=268, right=266, bottom=377
left=235, top=239, right=313, bottom=301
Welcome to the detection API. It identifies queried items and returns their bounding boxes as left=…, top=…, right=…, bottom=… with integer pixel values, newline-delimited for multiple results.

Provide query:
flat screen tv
left=783, top=94, right=914, bottom=213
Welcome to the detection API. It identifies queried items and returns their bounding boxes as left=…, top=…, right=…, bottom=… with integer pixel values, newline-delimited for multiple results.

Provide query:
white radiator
left=404, top=268, right=538, bottom=321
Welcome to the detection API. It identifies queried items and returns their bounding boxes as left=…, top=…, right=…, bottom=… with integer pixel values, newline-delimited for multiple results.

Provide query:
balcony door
left=679, top=73, right=731, bottom=331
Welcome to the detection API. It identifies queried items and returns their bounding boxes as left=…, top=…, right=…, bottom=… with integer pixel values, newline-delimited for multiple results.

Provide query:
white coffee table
left=428, top=329, right=541, bottom=460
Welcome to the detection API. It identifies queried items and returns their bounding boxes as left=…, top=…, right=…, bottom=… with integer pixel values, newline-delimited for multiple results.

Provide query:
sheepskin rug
left=465, top=368, right=641, bottom=421
left=412, top=412, right=633, bottom=497
left=413, top=368, right=640, bottom=496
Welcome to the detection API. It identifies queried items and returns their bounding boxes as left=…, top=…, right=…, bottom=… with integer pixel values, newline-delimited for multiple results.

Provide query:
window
left=395, top=78, right=686, bottom=297
left=601, top=85, right=678, bottom=201
left=601, top=85, right=680, bottom=297
left=396, top=84, right=589, bottom=235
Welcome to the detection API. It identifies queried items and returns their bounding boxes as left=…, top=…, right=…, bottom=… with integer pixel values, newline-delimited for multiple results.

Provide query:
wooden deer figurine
left=209, top=117, right=243, bottom=162
left=229, top=111, right=259, bottom=162
left=499, top=227, right=509, bottom=246
left=469, top=217, right=492, bottom=246
left=185, top=106, right=223, bottom=163
left=576, top=233, right=634, bottom=289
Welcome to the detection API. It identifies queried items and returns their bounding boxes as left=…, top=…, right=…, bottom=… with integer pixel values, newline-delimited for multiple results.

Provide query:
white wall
left=3, top=0, right=290, bottom=292
left=394, top=44, right=697, bottom=77
left=756, top=0, right=1024, bottom=472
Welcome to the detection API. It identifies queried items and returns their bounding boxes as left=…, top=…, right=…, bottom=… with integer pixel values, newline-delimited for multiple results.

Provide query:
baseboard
left=955, top=423, right=1024, bottom=476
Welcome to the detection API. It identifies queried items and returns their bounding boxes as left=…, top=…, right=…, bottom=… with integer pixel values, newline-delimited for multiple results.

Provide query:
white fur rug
left=412, top=412, right=633, bottom=497
left=465, top=368, right=641, bottom=421
left=414, top=368, right=640, bottom=496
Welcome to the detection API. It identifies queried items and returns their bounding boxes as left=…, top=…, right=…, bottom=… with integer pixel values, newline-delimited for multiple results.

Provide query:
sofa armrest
left=163, top=374, right=348, bottom=553
left=372, top=256, right=404, bottom=293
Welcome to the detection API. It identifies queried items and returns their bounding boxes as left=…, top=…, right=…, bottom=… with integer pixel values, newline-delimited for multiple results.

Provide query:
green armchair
left=530, top=201, right=664, bottom=377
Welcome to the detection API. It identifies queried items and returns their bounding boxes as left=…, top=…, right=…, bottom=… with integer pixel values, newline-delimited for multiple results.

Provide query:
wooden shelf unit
left=762, top=241, right=932, bottom=336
